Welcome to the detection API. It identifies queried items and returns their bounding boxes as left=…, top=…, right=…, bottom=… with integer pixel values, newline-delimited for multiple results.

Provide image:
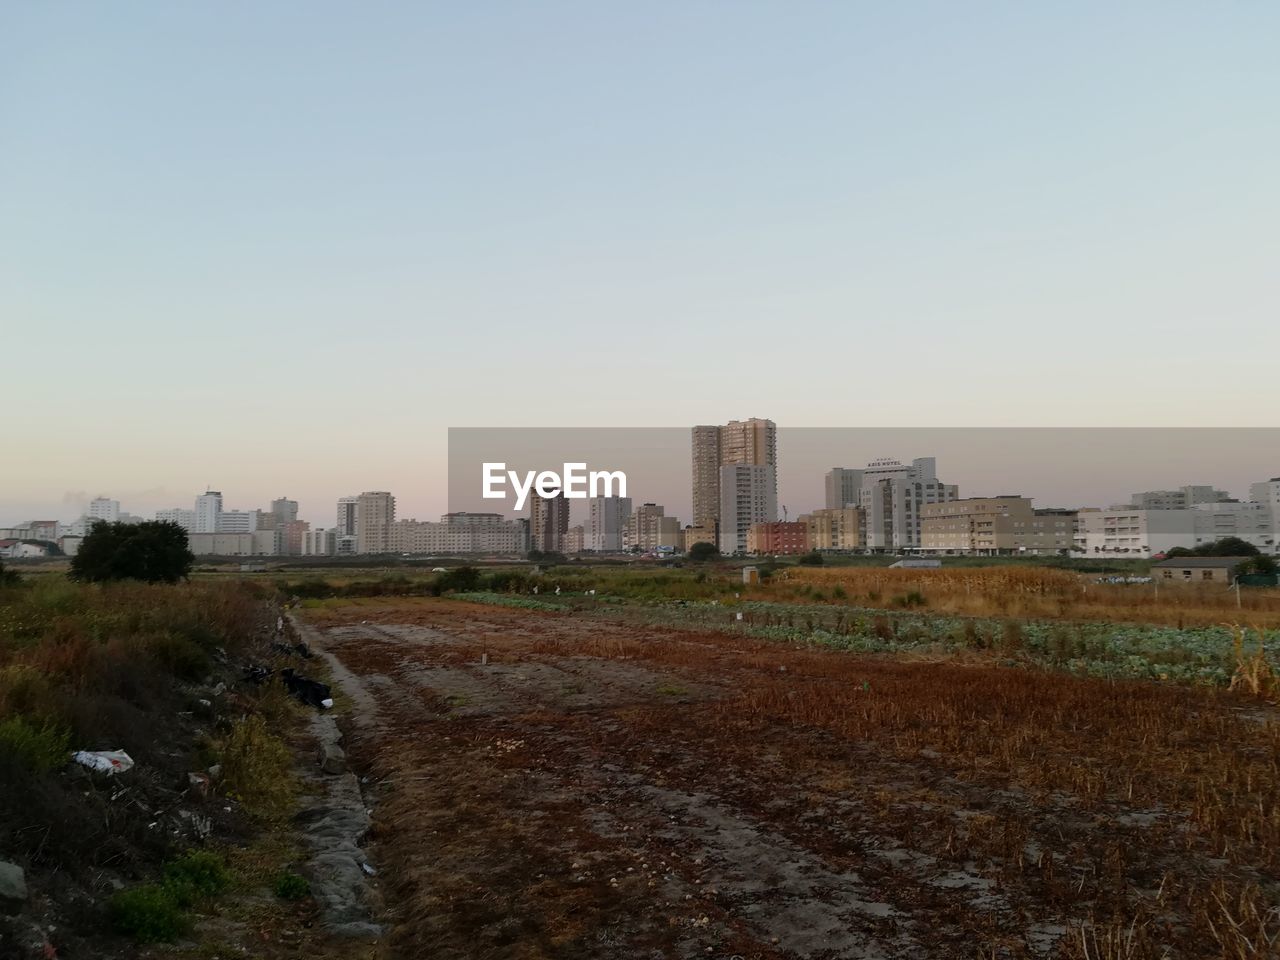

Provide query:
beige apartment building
left=563, top=524, right=585, bottom=554
left=691, top=418, right=777, bottom=528
left=355, top=491, right=395, bottom=554
left=921, top=497, right=1075, bottom=555
left=798, top=507, right=863, bottom=551
left=690, top=426, right=722, bottom=527
left=530, top=492, right=570, bottom=553
left=681, top=522, right=717, bottom=553
left=625, top=503, right=680, bottom=551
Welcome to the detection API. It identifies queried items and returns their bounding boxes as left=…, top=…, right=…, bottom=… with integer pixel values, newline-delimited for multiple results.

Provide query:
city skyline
left=9, top=427, right=1279, bottom=536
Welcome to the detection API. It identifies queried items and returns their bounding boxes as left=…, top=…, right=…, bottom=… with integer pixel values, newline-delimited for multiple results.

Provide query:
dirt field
left=296, top=597, right=1279, bottom=959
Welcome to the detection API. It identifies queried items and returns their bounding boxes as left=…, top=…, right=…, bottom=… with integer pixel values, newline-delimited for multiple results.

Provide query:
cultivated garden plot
left=299, top=597, right=1280, bottom=959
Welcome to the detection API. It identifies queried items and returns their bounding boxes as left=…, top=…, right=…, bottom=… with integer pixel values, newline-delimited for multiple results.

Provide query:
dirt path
left=294, top=598, right=1280, bottom=960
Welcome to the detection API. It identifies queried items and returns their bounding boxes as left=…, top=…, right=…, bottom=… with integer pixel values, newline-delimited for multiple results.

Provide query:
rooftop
left=1151, top=556, right=1254, bottom=568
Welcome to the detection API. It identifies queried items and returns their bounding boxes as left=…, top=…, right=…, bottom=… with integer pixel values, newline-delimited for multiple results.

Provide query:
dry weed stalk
left=1226, top=624, right=1279, bottom=701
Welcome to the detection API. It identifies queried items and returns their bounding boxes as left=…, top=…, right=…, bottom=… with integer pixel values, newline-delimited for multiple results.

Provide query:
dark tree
left=687, top=542, right=720, bottom=563
left=797, top=551, right=824, bottom=566
left=1201, top=537, right=1260, bottom=557
left=70, top=521, right=194, bottom=584
left=0, top=560, right=20, bottom=586
left=1166, top=537, right=1259, bottom=560
left=1239, top=554, right=1278, bottom=577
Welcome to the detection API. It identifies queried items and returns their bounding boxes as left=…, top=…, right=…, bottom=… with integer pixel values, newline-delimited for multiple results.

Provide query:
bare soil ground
left=297, top=598, right=1280, bottom=959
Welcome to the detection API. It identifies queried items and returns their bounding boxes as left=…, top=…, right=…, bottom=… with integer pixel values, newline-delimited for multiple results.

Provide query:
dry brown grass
left=309, top=599, right=1280, bottom=958
left=781, top=565, right=1280, bottom=627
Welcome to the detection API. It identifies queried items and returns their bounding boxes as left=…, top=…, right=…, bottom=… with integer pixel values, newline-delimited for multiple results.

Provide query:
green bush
left=0, top=716, right=71, bottom=773
left=433, top=566, right=481, bottom=594
left=220, top=715, right=294, bottom=818
left=0, top=560, right=20, bottom=586
left=109, top=884, right=190, bottom=943
left=273, top=871, right=311, bottom=900
left=147, top=632, right=210, bottom=681
left=163, top=850, right=228, bottom=906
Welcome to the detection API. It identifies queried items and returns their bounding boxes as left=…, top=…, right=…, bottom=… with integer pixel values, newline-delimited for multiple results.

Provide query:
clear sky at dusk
left=3, top=3, right=1277, bottom=524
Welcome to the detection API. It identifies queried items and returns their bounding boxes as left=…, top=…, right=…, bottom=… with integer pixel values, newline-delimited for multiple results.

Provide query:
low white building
left=0, top=540, right=48, bottom=559
left=1076, top=509, right=1197, bottom=558
left=188, top=531, right=278, bottom=556
left=385, top=514, right=528, bottom=555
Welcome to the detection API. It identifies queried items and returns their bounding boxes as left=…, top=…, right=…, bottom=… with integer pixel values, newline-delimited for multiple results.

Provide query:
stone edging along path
left=287, top=613, right=385, bottom=941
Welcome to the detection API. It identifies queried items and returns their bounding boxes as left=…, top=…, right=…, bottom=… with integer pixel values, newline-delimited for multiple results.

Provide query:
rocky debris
left=0, top=915, right=54, bottom=959
left=271, top=641, right=313, bottom=659
left=297, top=712, right=382, bottom=940
left=187, top=771, right=212, bottom=800
left=0, top=862, right=28, bottom=913
left=318, top=742, right=346, bottom=776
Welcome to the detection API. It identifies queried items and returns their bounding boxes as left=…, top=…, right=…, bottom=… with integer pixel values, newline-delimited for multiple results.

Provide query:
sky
left=3, top=3, right=1278, bottom=526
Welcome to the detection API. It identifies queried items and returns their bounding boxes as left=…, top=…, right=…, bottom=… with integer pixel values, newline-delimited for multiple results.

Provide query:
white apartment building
left=155, top=508, right=197, bottom=532
left=1077, top=479, right=1280, bottom=558
left=57, top=518, right=91, bottom=538
left=1191, top=501, right=1276, bottom=554
left=857, top=457, right=958, bottom=552
left=824, top=469, right=863, bottom=509
left=215, top=510, right=258, bottom=533
left=1250, top=478, right=1280, bottom=514
left=301, top=528, right=337, bottom=556
left=87, top=498, right=120, bottom=523
left=718, top=464, right=777, bottom=555
left=587, top=496, right=632, bottom=552
left=271, top=497, right=299, bottom=522
left=336, top=496, right=358, bottom=537
left=385, top=513, right=527, bottom=555
left=195, top=491, right=223, bottom=533
left=1129, top=485, right=1229, bottom=510
left=1076, top=509, right=1198, bottom=558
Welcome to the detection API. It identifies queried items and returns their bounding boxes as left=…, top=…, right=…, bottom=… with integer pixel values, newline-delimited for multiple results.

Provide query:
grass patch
left=219, top=715, right=295, bottom=820
left=273, top=871, right=310, bottom=901
left=110, top=883, right=191, bottom=943
left=163, top=850, right=230, bottom=906
left=0, top=715, right=70, bottom=773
